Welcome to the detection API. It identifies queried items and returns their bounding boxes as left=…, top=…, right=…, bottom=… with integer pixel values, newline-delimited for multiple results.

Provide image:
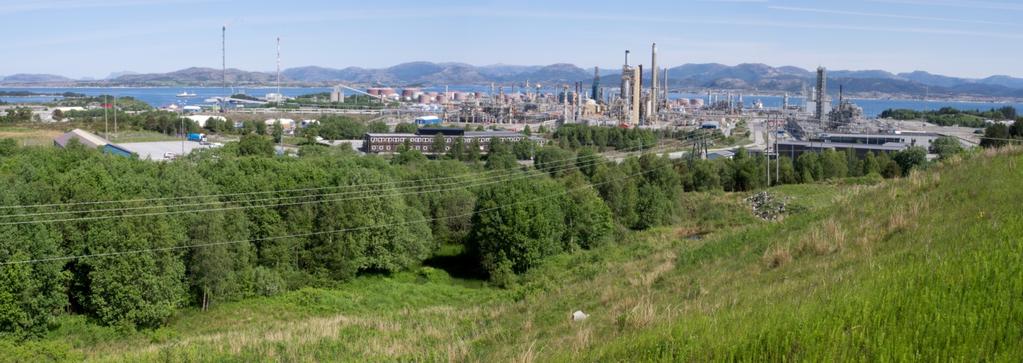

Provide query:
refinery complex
left=197, top=41, right=976, bottom=161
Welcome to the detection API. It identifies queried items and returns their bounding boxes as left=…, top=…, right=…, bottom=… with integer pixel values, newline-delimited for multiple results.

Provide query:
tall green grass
left=6, top=148, right=1021, bottom=362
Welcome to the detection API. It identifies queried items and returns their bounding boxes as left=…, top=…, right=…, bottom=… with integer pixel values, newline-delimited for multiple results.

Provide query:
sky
left=2, top=0, right=1021, bottom=79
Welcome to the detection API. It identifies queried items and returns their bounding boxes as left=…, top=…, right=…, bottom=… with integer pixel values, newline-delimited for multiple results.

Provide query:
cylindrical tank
left=380, top=88, right=396, bottom=96
left=435, top=94, right=448, bottom=104
left=367, top=88, right=381, bottom=96
left=453, top=92, right=466, bottom=101
left=690, top=98, right=704, bottom=108
left=418, top=94, right=430, bottom=104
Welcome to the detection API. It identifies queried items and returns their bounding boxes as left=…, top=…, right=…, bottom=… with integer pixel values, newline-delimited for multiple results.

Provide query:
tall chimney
left=651, top=43, right=658, bottom=116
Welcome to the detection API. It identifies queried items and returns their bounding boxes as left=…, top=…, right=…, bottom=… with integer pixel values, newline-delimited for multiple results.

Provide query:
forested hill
left=5, top=62, right=1023, bottom=99
left=0, top=123, right=1019, bottom=360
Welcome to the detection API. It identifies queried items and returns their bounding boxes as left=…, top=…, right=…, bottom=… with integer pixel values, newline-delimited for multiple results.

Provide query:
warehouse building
left=776, top=140, right=908, bottom=159
left=363, top=128, right=545, bottom=154
left=54, top=129, right=109, bottom=149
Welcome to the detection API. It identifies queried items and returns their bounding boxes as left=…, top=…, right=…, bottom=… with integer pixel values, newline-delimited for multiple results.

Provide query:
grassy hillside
left=6, top=148, right=1022, bottom=362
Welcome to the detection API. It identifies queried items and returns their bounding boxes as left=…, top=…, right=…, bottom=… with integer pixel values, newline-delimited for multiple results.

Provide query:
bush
left=469, top=177, right=567, bottom=279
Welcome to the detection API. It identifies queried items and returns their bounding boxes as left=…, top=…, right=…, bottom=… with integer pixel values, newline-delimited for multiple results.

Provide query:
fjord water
left=2, top=87, right=1021, bottom=118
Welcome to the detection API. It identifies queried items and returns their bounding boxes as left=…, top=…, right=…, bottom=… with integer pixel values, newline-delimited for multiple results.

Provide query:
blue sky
left=3, top=0, right=1021, bottom=79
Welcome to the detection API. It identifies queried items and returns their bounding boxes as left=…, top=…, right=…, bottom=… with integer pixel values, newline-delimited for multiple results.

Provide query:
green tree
left=79, top=218, right=187, bottom=328
left=535, top=146, right=576, bottom=177
left=777, top=156, right=798, bottom=184
left=485, top=139, right=517, bottom=170
left=592, top=164, right=639, bottom=227
left=796, top=152, right=822, bottom=183
left=318, top=116, right=366, bottom=140
left=468, top=178, right=566, bottom=283
left=882, top=159, right=902, bottom=178
left=367, top=121, right=389, bottom=133
left=575, top=148, right=601, bottom=178
left=981, top=123, right=1010, bottom=148
left=237, top=135, right=275, bottom=157
left=688, top=159, right=721, bottom=191
left=446, top=138, right=465, bottom=160
left=465, top=138, right=482, bottom=163
left=894, top=147, right=928, bottom=176
left=863, top=152, right=881, bottom=176
left=561, top=176, right=614, bottom=249
left=0, top=225, right=67, bottom=337
left=394, top=122, right=418, bottom=133
left=1009, top=120, right=1023, bottom=139
left=431, top=134, right=447, bottom=155
left=513, top=139, right=537, bottom=160
left=271, top=121, right=283, bottom=144
left=255, top=120, right=267, bottom=135
left=392, top=145, right=427, bottom=165
left=930, top=136, right=964, bottom=160
left=821, top=149, right=848, bottom=180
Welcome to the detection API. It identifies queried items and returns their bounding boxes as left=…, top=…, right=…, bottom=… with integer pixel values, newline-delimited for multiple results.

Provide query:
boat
left=176, top=91, right=197, bottom=98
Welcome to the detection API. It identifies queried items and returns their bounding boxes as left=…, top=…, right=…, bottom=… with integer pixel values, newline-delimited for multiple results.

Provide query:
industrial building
left=619, top=50, right=642, bottom=126
left=415, top=115, right=442, bottom=126
left=363, top=128, right=545, bottom=154
left=818, top=132, right=947, bottom=148
left=54, top=129, right=108, bottom=149
left=776, top=140, right=908, bottom=159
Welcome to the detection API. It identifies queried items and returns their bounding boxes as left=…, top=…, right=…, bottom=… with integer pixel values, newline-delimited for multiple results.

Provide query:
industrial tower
left=650, top=43, right=658, bottom=122
left=816, top=66, right=828, bottom=127
left=620, top=50, right=641, bottom=126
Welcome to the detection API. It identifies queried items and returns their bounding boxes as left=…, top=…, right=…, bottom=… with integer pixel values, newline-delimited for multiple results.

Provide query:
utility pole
left=765, top=125, right=770, bottom=187
left=775, top=120, right=779, bottom=184
left=276, top=36, right=283, bottom=155
left=104, top=95, right=108, bottom=138
left=113, top=95, right=117, bottom=139
left=222, top=25, right=227, bottom=90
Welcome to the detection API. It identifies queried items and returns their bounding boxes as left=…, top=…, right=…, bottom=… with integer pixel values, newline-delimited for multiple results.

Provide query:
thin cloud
left=0, top=0, right=224, bottom=14
left=865, top=0, right=1023, bottom=11
left=769, top=5, right=1016, bottom=26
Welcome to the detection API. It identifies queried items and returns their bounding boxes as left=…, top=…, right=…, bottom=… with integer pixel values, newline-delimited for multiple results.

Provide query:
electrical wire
left=0, top=155, right=680, bottom=266
left=0, top=133, right=697, bottom=211
left=0, top=131, right=718, bottom=219
left=0, top=134, right=723, bottom=226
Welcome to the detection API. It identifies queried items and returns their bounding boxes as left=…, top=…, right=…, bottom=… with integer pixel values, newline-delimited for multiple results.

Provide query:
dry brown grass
left=763, top=244, right=793, bottom=269
left=0, top=128, right=63, bottom=146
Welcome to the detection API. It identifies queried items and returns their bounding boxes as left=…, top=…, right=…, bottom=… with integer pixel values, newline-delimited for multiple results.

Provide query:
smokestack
left=276, top=37, right=281, bottom=104
left=663, top=67, right=668, bottom=105
left=222, top=26, right=226, bottom=91
left=816, top=66, right=827, bottom=126
left=651, top=43, right=658, bottom=116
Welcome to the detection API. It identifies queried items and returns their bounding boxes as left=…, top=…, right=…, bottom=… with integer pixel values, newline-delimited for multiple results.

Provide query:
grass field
left=103, top=131, right=180, bottom=143
left=3, top=147, right=1021, bottom=362
left=0, top=125, right=64, bottom=146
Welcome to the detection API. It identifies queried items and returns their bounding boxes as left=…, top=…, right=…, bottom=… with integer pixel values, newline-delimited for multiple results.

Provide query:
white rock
left=572, top=310, right=589, bottom=321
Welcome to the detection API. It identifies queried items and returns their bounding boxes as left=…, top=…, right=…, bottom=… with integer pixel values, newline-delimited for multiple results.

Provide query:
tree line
left=880, top=106, right=1020, bottom=128
left=0, top=123, right=944, bottom=338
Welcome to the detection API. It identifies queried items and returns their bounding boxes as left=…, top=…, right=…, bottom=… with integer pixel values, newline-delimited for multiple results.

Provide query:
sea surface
left=2, top=87, right=1021, bottom=118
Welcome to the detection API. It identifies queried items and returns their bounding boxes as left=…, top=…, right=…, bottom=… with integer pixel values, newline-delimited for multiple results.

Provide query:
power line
left=0, top=136, right=723, bottom=226
left=0, top=137, right=700, bottom=219
left=0, top=134, right=693, bottom=211
left=0, top=157, right=679, bottom=267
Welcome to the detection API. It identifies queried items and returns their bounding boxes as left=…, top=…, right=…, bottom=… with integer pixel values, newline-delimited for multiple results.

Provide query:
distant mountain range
left=2, top=62, right=1022, bottom=99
